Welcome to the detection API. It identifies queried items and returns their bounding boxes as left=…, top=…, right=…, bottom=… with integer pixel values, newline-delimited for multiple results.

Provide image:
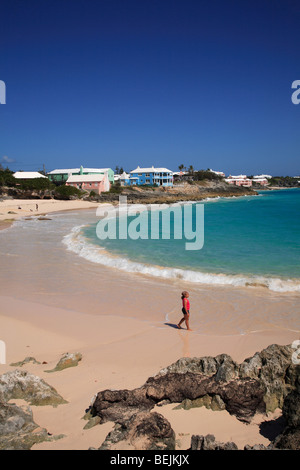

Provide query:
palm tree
left=178, top=164, right=184, bottom=172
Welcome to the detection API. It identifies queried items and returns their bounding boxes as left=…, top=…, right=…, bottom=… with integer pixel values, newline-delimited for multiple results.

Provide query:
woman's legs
left=177, top=311, right=191, bottom=330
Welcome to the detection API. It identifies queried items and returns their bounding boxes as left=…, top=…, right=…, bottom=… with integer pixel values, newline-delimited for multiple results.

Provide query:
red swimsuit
left=182, top=298, right=190, bottom=312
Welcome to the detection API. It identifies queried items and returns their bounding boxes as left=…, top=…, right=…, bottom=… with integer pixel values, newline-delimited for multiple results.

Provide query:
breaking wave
left=62, top=225, right=300, bottom=294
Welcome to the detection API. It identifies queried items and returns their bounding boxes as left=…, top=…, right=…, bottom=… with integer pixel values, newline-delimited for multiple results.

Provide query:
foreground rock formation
left=88, top=344, right=300, bottom=450
left=0, top=369, right=67, bottom=449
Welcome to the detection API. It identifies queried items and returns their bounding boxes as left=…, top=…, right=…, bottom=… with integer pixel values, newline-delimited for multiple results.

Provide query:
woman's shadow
left=164, top=322, right=180, bottom=329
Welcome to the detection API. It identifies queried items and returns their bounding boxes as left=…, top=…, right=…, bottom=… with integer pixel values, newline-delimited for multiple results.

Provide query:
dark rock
left=90, top=344, right=300, bottom=450
left=190, top=434, right=238, bottom=450
left=92, top=370, right=265, bottom=425
left=98, top=411, right=176, bottom=450
left=272, top=386, right=300, bottom=449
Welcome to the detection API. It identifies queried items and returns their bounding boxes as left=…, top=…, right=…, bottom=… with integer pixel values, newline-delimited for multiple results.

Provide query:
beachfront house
left=209, top=169, right=225, bottom=177
left=66, top=171, right=110, bottom=194
left=119, top=171, right=131, bottom=186
left=13, top=171, right=48, bottom=179
left=251, top=175, right=269, bottom=186
left=47, top=166, right=114, bottom=185
left=123, top=166, right=173, bottom=187
left=224, top=175, right=253, bottom=187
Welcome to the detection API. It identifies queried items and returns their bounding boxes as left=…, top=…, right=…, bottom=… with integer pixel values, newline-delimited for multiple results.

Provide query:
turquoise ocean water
left=65, top=189, right=300, bottom=293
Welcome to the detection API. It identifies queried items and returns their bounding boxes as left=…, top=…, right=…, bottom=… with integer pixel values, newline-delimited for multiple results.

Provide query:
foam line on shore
left=62, top=225, right=300, bottom=294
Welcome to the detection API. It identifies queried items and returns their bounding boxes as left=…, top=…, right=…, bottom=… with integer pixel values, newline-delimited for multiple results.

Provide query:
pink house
left=225, top=175, right=252, bottom=187
left=66, top=172, right=110, bottom=194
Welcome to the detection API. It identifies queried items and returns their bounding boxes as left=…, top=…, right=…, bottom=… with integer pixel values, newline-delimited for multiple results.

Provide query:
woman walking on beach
left=177, top=291, right=192, bottom=331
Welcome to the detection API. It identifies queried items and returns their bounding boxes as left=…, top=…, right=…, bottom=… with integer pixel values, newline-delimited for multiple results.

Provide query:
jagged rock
left=90, top=344, right=300, bottom=451
left=44, top=352, right=82, bottom=373
left=272, top=385, right=300, bottom=450
left=0, top=401, right=63, bottom=450
left=239, top=344, right=299, bottom=412
left=83, top=416, right=101, bottom=430
left=92, top=371, right=265, bottom=424
left=175, top=394, right=226, bottom=411
left=10, top=357, right=41, bottom=367
left=98, top=412, right=176, bottom=450
left=244, top=444, right=273, bottom=450
left=156, top=354, right=239, bottom=382
left=0, top=369, right=67, bottom=406
left=190, top=434, right=238, bottom=450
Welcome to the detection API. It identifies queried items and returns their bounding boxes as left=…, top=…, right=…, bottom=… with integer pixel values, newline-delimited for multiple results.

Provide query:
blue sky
left=0, top=0, right=299, bottom=176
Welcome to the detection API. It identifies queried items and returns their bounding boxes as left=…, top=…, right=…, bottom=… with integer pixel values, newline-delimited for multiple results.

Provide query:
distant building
left=172, top=171, right=187, bottom=181
left=13, top=171, right=47, bottom=179
left=125, top=166, right=173, bottom=187
left=47, top=166, right=114, bottom=185
left=225, top=175, right=252, bottom=187
left=66, top=172, right=110, bottom=194
left=119, top=172, right=131, bottom=186
left=252, top=176, right=269, bottom=186
left=209, top=169, right=225, bottom=177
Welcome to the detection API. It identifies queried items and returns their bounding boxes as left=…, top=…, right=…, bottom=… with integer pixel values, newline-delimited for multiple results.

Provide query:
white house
left=13, top=171, right=47, bottom=179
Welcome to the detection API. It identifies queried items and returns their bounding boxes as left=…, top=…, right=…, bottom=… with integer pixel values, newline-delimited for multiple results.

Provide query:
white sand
left=0, top=198, right=99, bottom=221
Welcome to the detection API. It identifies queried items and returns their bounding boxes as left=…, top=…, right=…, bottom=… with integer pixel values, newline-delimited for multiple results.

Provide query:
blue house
left=126, top=166, right=173, bottom=187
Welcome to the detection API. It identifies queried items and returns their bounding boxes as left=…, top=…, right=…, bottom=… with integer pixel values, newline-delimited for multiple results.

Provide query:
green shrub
left=0, top=168, right=16, bottom=187
left=53, top=184, right=84, bottom=200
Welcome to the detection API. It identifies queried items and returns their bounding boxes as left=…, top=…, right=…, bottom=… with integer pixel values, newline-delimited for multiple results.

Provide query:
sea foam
left=62, top=225, right=300, bottom=294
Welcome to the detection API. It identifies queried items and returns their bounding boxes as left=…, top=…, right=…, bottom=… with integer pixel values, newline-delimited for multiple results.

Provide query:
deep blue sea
left=67, top=189, right=300, bottom=293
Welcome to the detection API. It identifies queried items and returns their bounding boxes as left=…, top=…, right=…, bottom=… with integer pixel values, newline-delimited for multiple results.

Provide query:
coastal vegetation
left=267, top=176, right=300, bottom=187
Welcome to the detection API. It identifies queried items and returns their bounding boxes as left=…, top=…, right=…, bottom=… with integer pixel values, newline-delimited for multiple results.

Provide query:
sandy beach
left=0, top=200, right=299, bottom=450
left=0, top=198, right=99, bottom=222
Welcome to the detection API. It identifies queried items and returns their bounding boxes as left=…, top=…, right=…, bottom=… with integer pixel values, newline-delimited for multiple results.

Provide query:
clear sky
left=0, top=0, right=299, bottom=176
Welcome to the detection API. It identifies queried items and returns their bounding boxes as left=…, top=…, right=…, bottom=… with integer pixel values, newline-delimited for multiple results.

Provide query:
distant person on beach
left=36, top=204, right=38, bottom=211
left=177, top=291, right=192, bottom=331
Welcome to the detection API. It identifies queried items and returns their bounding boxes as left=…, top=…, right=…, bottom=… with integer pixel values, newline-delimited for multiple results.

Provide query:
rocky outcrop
left=97, top=412, right=176, bottom=451
left=0, top=401, right=47, bottom=450
left=0, top=369, right=67, bottom=406
left=190, top=434, right=238, bottom=450
left=89, top=344, right=300, bottom=450
left=0, top=369, right=67, bottom=449
left=239, top=344, right=298, bottom=412
left=272, top=378, right=300, bottom=450
left=0, top=401, right=63, bottom=450
left=96, top=182, right=257, bottom=205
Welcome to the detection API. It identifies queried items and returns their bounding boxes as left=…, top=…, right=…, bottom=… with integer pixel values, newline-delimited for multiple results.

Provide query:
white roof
left=120, top=172, right=130, bottom=179
left=13, top=171, right=47, bottom=179
left=48, top=167, right=111, bottom=175
left=226, top=175, right=247, bottom=179
left=253, top=175, right=271, bottom=179
left=66, top=174, right=105, bottom=183
left=130, top=166, right=173, bottom=174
